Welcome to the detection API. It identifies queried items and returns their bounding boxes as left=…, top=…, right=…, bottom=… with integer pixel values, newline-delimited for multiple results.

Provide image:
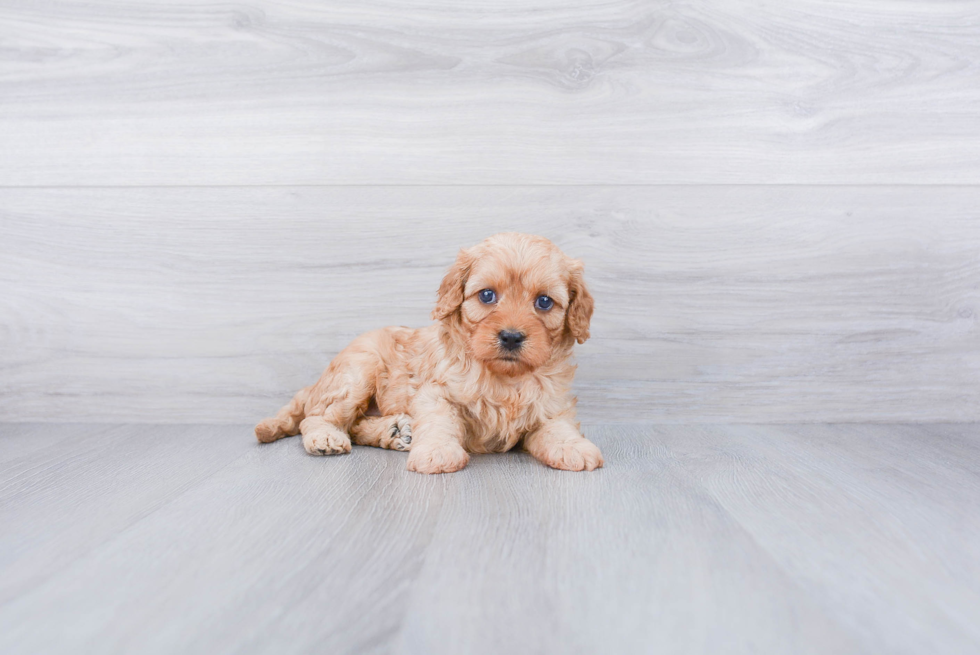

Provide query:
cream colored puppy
left=255, top=232, right=602, bottom=474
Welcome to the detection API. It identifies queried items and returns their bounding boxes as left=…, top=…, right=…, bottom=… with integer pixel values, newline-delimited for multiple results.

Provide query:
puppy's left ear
left=565, top=259, right=594, bottom=344
left=432, top=248, right=473, bottom=321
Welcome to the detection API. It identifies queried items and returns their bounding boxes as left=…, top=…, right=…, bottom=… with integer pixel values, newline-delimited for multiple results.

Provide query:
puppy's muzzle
left=497, top=329, right=526, bottom=352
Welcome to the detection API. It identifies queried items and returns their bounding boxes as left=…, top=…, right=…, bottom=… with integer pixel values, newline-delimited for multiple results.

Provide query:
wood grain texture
left=0, top=423, right=447, bottom=655
left=1, top=186, right=977, bottom=423
left=0, top=423, right=103, bottom=465
left=1, top=423, right=978, bottom=653
left=2, top=1, right=980, bottom=185
left=394, top=426, right=859, bottom=655
left=658, top=424, right=980, bottom=654
left=0, top=425, right=243, bottom=604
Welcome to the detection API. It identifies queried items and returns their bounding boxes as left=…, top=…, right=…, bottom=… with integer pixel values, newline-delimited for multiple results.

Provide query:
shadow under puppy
left=255, top=232, right=603, bottom=474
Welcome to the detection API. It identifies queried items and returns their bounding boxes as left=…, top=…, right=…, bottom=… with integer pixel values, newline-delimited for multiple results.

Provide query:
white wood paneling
left=2, top=186, right=977, bottom=422
left=2, top=1, right=980, bottom=185
left=2, top=2, right=977, bottom=422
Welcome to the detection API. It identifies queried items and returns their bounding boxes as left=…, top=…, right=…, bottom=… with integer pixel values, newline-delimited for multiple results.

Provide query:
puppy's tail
left=255, top=386, right=311, bottom=443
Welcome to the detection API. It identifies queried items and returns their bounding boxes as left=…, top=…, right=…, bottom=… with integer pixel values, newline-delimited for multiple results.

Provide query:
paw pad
left=389, top=416, right=412, bottom=451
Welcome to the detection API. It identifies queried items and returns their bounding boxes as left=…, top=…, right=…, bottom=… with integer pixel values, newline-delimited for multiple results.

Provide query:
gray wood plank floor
left=1, top=423, right=977, bottom=654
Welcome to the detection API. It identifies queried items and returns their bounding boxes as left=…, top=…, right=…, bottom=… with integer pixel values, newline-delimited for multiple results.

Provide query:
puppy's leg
left=301, top=343, right=383, bottom=456
left=301, top=387, right=373, bottom=456
left=524, top=417, right=603, bottom=472
left=255, top=386, right=310, bottom=443
left=350, top=415, right=413, bottom=451
left=406, top=388, right=468, bottom=474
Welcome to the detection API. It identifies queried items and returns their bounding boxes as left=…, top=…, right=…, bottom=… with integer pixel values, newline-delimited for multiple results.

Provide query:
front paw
left=302, top=424, right=352, bottom=456
left=406, top=441, right=469, bottom=474
left=539, top=439, right=604, bottom=472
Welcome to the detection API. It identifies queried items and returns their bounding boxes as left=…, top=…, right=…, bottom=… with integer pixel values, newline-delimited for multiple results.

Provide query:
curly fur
left=255, top=233, right=602, bottom=474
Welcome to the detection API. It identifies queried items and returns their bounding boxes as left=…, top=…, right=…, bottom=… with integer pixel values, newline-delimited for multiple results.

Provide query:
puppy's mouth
left=483, top=348, right=537, bottom=376
left=489, top=353, right=527, bottom=375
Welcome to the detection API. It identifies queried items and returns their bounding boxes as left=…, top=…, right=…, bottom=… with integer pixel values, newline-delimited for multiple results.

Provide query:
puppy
left=255, top=232, right=603, bottom=474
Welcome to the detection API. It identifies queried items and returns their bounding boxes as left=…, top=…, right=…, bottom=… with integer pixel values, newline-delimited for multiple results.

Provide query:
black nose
left=498, top=329, right=526, bottom=352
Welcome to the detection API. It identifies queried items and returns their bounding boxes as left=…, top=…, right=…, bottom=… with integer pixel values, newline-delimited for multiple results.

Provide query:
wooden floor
left=1, top=423, right=978, bottom=654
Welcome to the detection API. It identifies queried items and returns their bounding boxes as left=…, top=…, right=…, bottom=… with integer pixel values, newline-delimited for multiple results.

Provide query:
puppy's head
left=433, top=233, right=594, bottom=377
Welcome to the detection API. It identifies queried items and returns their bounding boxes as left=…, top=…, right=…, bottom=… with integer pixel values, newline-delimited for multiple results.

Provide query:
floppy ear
left=565, top=260, right=594, bottom=344
left=432, top=249, right=472, bottom=321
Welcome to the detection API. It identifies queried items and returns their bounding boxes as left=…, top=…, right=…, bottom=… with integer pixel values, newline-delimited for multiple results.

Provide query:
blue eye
left=535, top=295, right=554, bottom=311
left=478, top=289, right=497, bottom=304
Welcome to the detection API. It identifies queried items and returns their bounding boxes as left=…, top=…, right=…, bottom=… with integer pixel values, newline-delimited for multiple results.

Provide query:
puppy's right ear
left=432, top=249, right=472, bottom=321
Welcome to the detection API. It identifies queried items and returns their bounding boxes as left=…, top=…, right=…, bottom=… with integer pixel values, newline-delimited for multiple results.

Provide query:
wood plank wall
left=1, top=1, right=978, bottom=422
